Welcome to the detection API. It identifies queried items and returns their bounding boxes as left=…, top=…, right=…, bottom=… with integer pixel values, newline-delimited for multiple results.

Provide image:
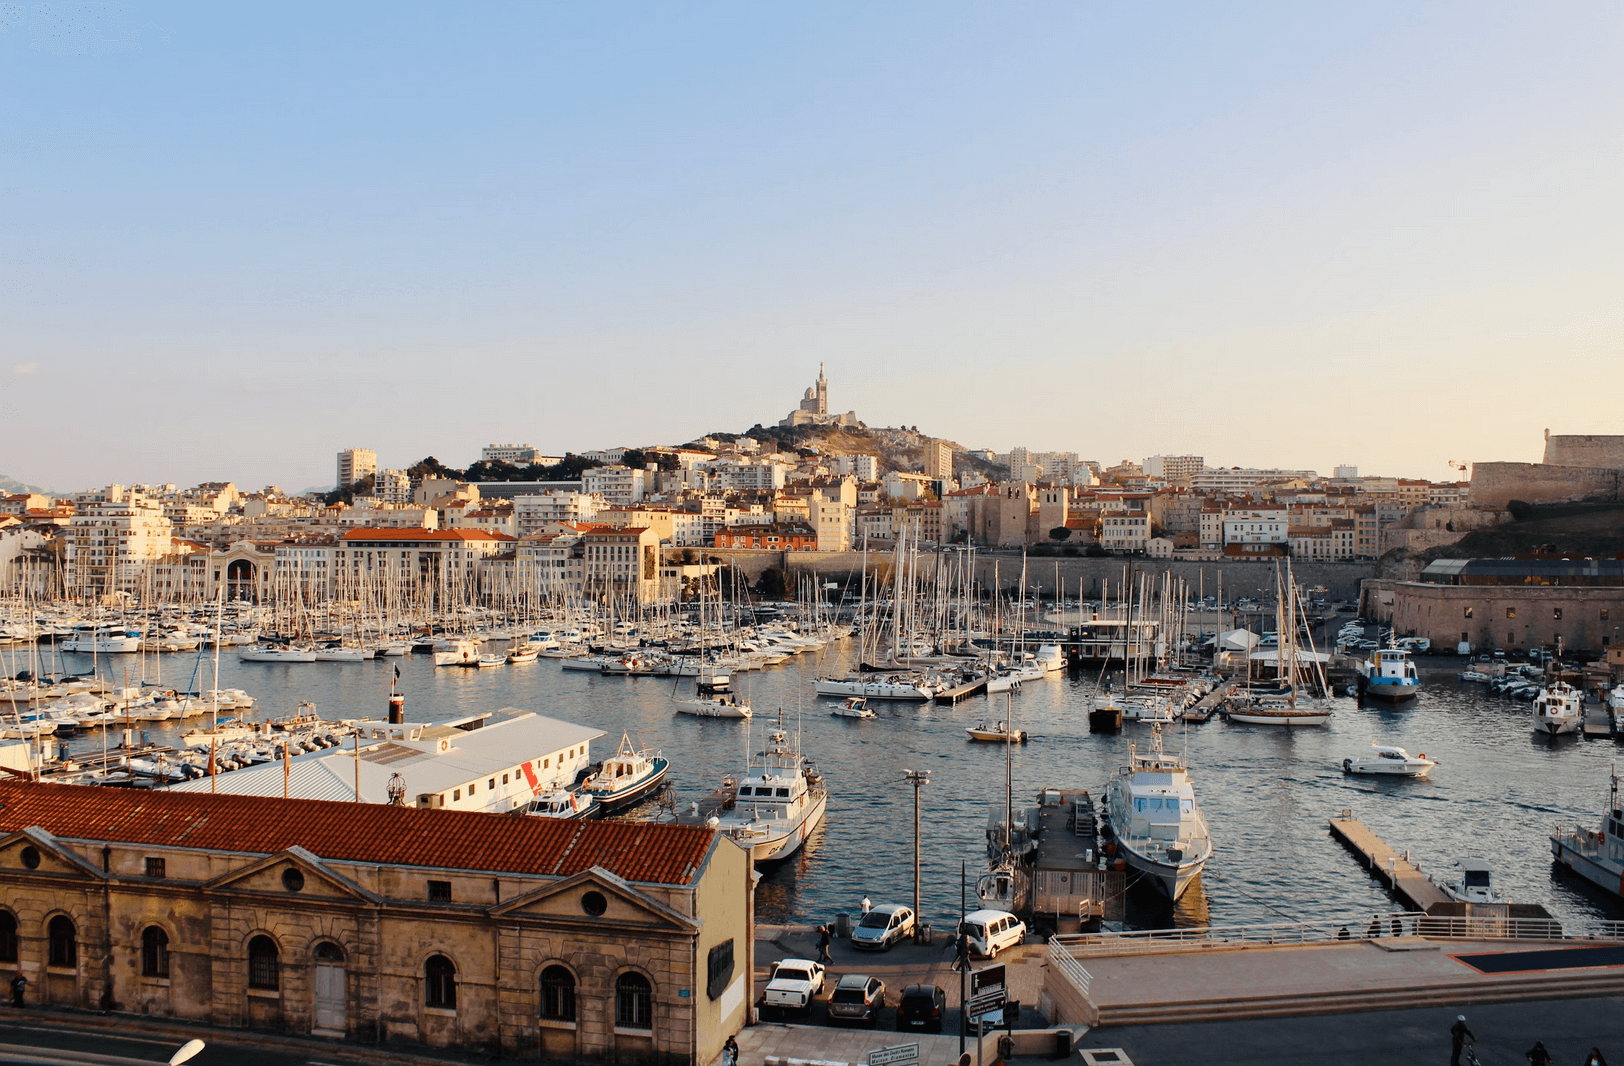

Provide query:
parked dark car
left=896, top=983, right=946, bottom=1032
left=827, top=974, right=886, bottom=1027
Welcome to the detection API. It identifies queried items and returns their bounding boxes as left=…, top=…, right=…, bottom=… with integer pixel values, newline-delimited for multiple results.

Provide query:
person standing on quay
left=860, top=895, right=872, bottom=916
left=722, top=1035, right=739, bottom=1066
left=1449, top=1016, right=1475, bottom=1066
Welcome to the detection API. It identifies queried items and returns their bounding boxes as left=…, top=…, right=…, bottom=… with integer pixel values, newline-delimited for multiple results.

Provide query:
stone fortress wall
left=1468, top=429, right=1624, bottom=509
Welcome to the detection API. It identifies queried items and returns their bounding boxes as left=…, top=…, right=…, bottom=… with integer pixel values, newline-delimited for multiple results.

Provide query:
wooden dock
left=1583, top=717, right=1615, bottom=739
left=933, top=676, right=988, bottom=704
left=1181, top=679, right=1236, bottom=723
left=1328, top=811, right=1450, bottom=911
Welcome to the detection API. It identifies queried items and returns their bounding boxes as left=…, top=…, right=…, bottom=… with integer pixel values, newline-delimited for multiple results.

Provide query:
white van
left=959, top=909, right=1027, bottom=958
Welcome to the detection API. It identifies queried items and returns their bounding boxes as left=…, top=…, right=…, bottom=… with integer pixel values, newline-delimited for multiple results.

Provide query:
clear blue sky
left=3, top=2, right=1620, bottom=491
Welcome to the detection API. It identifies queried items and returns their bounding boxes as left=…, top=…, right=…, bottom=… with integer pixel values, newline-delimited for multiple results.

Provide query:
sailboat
left=1225, top=561, right=1332, bottom=727
left=975, top=692, right=1030, bottom=910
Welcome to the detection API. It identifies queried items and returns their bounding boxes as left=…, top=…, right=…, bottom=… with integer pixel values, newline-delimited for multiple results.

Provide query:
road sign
left=868, top=1043, right=919, bottom=1066
left=970, top=963, right=1006, bottom=998
left=966, top=991, right=1007, bottom=1019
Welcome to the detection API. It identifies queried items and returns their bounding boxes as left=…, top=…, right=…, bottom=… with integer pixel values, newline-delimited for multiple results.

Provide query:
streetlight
left=903, top=768, right=930, bottom=942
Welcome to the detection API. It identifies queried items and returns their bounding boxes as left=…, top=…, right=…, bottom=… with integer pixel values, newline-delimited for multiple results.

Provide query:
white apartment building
left=832, top=454, right=879, bottom=480
left=1223, top=510, right=1289, bottom=545
left=513, top=491, right=603, bottom=536
left=374, top=468, right=412, bottom=505
left=336, top=448, right=377, bottom=490
left=712, top=461, right=786, bottom=493
left=581, top=465, right=648, bottom=505
left=65, top=496, right=175, bottom=596
left=808, top=498, right=852, bottom=552
left=515, top=533, right=583, bottom=602
left=1190, top=467, right=1317, bottom=493
left=330, top=528, right=515, bottom=603
left=480, top=443, right=554, bottom=465
left=1100, top=512, right=1150, bottom=553
left=1142, top=455, right=1204, bottom=483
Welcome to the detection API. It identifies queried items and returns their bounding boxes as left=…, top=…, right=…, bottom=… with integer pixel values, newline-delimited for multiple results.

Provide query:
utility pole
left=903, top=768, right=930, bottom=940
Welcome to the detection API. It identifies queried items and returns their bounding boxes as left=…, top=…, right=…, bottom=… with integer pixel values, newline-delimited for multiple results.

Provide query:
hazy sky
left=3, top=2, right=1620, bottom=492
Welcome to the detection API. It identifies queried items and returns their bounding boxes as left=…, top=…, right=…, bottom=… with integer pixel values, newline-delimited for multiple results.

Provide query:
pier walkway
left=1180, top=679, right=1236, bottom=723
left=1327, top=810, right=1450, bottom=911
left=933, top=676, right=988, bottom=704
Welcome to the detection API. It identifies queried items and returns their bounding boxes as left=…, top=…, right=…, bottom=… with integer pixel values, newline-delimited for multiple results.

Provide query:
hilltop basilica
left=780, top=364, right=860, bottom=428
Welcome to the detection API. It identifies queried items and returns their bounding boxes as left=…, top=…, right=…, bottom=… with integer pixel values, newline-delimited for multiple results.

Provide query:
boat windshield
left=1463, top=870, right=1491, bottom=888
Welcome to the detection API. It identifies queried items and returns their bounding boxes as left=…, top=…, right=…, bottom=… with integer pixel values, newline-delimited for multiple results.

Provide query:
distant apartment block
left=924, top=439, right=954, bottom=480
left=1143, top=454, right=1204, bottom=484
left=374, top=468, right=412, bottom=505
left=336, top=448, right=377, bottom=490
left=480, top=443, right=556, bottom=465
left=1189, top=467, right=1316, bottom=494
left=581, top=466, right=649, bottom=505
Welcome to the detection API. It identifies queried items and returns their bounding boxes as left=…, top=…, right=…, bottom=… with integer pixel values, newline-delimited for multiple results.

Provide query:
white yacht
left=433, top=640, right=481, bottom=667
left=672, top=691, right=752, bottom=718
left=61, top=628, right=142, bottom=654
left=239, top=643, right=317, bottom=663
left=829, top=697, right=875, bottom=720
left=814, top=675, right=936, bottom=700
left=1032, top=644, right=1065, bottom=673
left=709, top=726, right=827, bottom=864
left=1342, top=743, right=1436, bottom=778
left=1533, top=681, right=1582, bottom=736
left=1104, top=724, right=1213, bottom=901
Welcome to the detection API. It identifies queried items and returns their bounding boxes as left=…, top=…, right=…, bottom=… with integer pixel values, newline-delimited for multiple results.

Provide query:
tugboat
left=1533, top=680, right=1583, bottom=736
left=579, top=732, right=669, bottom=814
left=708, top=720, right=827, bottom=864
left=1103, top=723, right=1213, bottom=901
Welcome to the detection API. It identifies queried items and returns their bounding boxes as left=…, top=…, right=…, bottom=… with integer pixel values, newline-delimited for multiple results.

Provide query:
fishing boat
left=1357, top=646, right=1421, bottom=702
left=524, top=788, right=599, bottom=819
left=1533, top=680, right=1582, bottom=736
left=829, top=697, right=875, bottom=720
left=708, top=723, right=827, bottom=864
left=579, top=732, right=669, bottom=813
left=1103, top=724, right=1213, bottom=901
left=966, top=721, right=1027, bottom=743
left=1342, top=743, right=1435, bottom=778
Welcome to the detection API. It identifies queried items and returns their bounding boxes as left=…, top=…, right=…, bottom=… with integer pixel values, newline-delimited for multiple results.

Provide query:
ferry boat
left=708, top=724, right=827, bottom=864
left=1550, top=767, right=1624, bottom=900
left=1357, top=647, right=1420, bottom=702
left=814, top=675, right=936, bottom=700
left=579, top=732, right=669, bottom=813
left=1342, top=742, right=1435, bottom=778
left=524, top=788, right=599, bottom=819
left=1103, top=724, right=1213, bottom=901
left=1533, top=681, right=1582, bottom=736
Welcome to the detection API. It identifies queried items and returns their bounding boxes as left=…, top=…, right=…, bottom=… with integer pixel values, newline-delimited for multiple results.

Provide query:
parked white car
left=851, top=904, right=915, bottom=951
left=763, top=958, right=826, bottom=1014
left=959, top=909, right=1026, bottom=958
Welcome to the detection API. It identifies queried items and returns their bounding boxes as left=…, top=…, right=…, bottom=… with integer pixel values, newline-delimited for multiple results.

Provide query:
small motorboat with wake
left=829, top=697, right=875, bottom=720
left=966, top=721, right=1027, bottom=743
left=1342, top=742, right=1435, bottom=778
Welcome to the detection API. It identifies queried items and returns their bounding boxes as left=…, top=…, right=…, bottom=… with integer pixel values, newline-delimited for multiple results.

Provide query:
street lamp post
left=903, top=768, right=930, bottom=941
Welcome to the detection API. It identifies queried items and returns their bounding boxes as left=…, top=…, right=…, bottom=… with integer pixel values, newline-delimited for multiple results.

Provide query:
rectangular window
left=1506, top=608, right=1516, bottom=619
left=489, top=778, right=496, bottom=789
left=428, top=880, right=452, bottom=902
left=707, top=939, right=736, bottom=1001
left=502, top=773, right=509, bottom=784
left=469, top=782, right=476, bottom=794
left=1464, top=606, right=1473, bottom=619
left=145, top=857, right=166, bottom=878
left=1604, top=609, right=1612, bottom=621
left=453, top=789, right=460, bottom=800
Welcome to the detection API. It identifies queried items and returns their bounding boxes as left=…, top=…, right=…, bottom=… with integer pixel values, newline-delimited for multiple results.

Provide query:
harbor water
left=35, top=643, right=1624, bottom=931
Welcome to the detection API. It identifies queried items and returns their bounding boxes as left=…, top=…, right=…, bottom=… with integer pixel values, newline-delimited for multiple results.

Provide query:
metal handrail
left=1050, top=913, right=1624, bottom=958
left=1045, top=938, right=1092, bottom=994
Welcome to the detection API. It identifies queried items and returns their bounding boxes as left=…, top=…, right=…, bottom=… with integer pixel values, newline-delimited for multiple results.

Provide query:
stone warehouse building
left=1364, top=559, right=1624, bottom=655
left=0, top=783, right=751, bottom=1063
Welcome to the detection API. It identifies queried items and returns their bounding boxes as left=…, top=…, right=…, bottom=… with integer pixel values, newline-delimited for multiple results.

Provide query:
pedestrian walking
left=722, top=1035, right=739, bottom=1066
left=816, top=924, right=832, bottom=964
left=1450, top=1015, right=1475, bottom=1066
left=8, top=972, right=24, bottom=1009
left=1525, top=1042, right=1554, bottom=1066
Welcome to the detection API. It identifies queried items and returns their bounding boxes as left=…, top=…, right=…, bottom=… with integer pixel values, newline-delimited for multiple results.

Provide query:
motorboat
left=1550, top=767, right=1624, bottom=900
left=61, top=628, right=143, bottom=654
left=433, top=640, right=481, bottom=667
left=707, top=724, right=827, bottom=864
left=966, top=721, right=1027, bottom=743
left=506, top=643, right=540, bottom=664
left=239, top=643, right=317, bottom=663
left=181, top=720, right=261, bottom=748
left=1357, top=647, right=1420, bottom=702
left=1032, top=644, right=1065, bottom=673
left=1103, top=724, right=1213, bottom=901
left=314, top=643, right=369, bottom=662
left=1457, top=670, right=1492, bottom=683
left=476, top=654, right=506, bottom=668
left=524, top=789, right=599, bottom=819
left=601, top=653, right=667, bottom=676
left=829, top=697, right=875, bottom=720
left=579, top=732, right=669, bottom=813
left=1533, top=681, right=1582, bottom=736
left=1342, top=743, right=1435, bottom=778
left=1437, top=858, right=1504, bottom=904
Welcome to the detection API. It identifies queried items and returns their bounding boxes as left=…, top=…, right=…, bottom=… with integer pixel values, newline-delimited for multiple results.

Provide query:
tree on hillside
left=1049, top=527, right=1072, bottom=542
left=408, top=456, right=458, bottom=482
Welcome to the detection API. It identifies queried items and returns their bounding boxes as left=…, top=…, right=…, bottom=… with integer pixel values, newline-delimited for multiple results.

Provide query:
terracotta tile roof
left=341, top=528, right=514, bottom=543
left=0, top=781, right=715, bottom=885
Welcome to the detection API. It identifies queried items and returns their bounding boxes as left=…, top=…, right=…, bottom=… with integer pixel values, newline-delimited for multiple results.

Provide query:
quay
left=1028, top=788, right=1125, bottom=931
left=1180, top=678, right=1236, bottom=723
left=933, top=676, right=988, bottom=704
left=1327, top=811, right=1449, bottom=911
left=1584, top=716, right=1615, bottom=739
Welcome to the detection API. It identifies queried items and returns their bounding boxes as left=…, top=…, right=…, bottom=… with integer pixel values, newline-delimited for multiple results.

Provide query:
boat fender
left=1343, top=758, right=1352, bottom=773
left=1112, top=859, right=1126, bottom=872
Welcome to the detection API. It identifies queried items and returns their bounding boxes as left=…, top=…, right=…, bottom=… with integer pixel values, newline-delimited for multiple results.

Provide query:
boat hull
left=740, top=791, right=827, bottom=865
left=1536, top=717, right=1580, bottom=736
left=583, top=758, right=669, bottom=814
left=1118, top=841, right=1209, bottom=901
left=1358, top=677, right=1420, bottom=701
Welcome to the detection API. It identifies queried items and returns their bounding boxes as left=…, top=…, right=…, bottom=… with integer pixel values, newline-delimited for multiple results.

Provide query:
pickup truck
left=763, top=958, right=826, bottom=1015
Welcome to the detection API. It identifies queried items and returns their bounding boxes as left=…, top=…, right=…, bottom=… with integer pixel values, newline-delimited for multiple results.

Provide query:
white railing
left=1050, top=912, right=1624, bottom=958
left=1045, top=938, right=1092, bottom=994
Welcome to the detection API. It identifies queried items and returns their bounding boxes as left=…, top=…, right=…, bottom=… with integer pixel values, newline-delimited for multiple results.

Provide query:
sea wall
left=1467, top=462, right=1623, bottom=509
left=1542, top=434, right=1624, bottom=470
left=705, top=548, right=1376, bottom=601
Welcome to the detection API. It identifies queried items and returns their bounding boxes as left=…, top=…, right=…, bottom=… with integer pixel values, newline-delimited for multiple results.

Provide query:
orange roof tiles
left=0, top=781, right=715, bottom=885
left=341, top=528, right=514, bottom=543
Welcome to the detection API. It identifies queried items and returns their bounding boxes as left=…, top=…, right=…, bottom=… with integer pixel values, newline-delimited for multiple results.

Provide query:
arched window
left=615, top=972, right=652, bottom=1030
left=247, top=935, right=280, bottom=991
left=424, top=955, right=456, bottom=1009
left=314, top=941, right=345, bottom=963
left=47, top=916, right=76, bottom=968
left=0, top=912, right=16, bottom=964
left=540, top=965, right=575, bottom=1022
left=141, top=926, right=169, bottom=977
